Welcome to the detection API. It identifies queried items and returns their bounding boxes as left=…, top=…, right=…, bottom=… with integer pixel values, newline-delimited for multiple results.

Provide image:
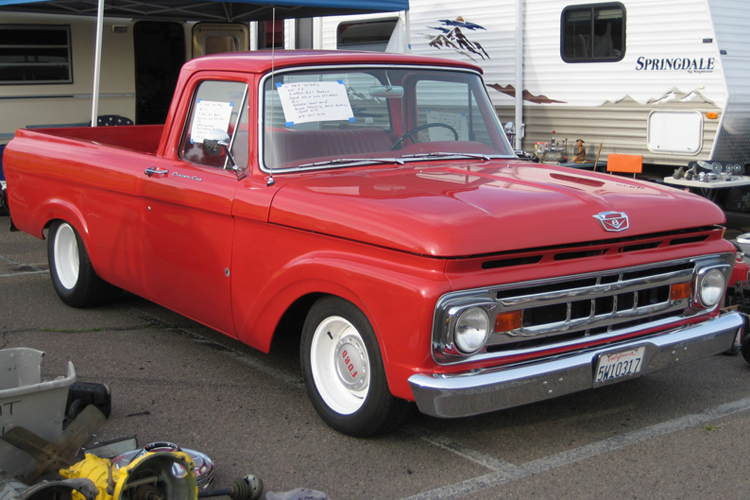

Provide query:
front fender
left=230, top=222, right=450, bottom=400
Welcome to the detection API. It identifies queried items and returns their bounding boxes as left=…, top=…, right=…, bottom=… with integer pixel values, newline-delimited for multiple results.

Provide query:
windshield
left=260, top=66, right=514, bottom=172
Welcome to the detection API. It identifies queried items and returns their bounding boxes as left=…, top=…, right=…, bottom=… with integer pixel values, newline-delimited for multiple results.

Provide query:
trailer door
left=134, top=21, right=185, bottom=125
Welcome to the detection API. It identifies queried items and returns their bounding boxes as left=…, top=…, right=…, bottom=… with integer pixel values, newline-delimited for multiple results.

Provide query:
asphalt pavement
left=3, top=213, right=750, bottom=500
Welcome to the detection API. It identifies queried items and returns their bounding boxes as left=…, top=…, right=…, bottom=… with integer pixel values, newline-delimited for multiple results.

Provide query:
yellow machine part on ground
left=59, top=450, right=198, bottom=500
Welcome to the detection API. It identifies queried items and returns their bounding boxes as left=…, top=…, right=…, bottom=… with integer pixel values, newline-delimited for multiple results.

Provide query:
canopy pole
left=404, top=10, right=411, bottom=52
left=514, top=0, right=524, bottom=150
left=90, top=0, right=104, bottom=127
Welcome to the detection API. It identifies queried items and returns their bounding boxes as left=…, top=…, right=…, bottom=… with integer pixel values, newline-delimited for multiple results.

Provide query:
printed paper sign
left=191, top=99, right=233, bottom=143
left=275, top=81, right=355, bottom=126
left=426, top=109, right=469, bottom=141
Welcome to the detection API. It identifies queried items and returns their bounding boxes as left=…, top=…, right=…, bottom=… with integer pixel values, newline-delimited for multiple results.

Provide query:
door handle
left=145, top=167, right=169, bottom=178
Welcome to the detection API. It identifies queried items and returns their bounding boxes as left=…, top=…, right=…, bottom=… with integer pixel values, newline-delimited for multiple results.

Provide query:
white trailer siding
left=707, top=0, right=750, bottom=161
left=319, top=0, right=750, bottom=168
left=494, top=0, right=729, bottom=166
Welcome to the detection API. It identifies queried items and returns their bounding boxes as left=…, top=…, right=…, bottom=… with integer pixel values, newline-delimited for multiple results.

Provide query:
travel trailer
left=0, top=13, right=253, bottom=142
left=317, top=0, right=750, bottom=174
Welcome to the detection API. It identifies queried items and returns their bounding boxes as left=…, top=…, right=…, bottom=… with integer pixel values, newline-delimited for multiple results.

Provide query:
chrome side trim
left=410, top=311, right=742, bottom=418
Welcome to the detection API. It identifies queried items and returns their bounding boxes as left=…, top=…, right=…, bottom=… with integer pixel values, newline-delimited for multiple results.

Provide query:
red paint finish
left=3, top=51, right=735, bottom=406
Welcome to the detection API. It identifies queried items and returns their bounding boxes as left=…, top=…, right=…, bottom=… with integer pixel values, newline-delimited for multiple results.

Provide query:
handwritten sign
left=426, top=109, right=469, bottom=141
left=191, top=99, right=233, bottom=143
left=275, top=81, right=355, bottom=126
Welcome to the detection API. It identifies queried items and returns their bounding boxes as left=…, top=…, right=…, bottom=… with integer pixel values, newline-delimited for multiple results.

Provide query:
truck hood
left=268, top=160, right=725, bottom=257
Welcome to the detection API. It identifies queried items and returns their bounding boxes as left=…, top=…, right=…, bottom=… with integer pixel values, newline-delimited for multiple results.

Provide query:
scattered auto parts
left=0, top=474, right=98, bottom=500
left=61, top=448, right=198, bottom=500
left=0, top=404, right=106, bottom=483
left=197, top=475, right=263, bottom=500
left=0, top=348, right=77, bottom=477
left=112, top=442, right=215, bottom=491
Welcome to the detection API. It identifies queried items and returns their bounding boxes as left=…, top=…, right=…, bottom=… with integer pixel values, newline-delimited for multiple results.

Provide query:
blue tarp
left=0, top=0, right=408, bottom=21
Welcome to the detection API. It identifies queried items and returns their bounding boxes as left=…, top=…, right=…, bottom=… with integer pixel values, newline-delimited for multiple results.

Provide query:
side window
left=180, top=80, right=249, bottom=168
left=561, top=3, right=625, bottom=63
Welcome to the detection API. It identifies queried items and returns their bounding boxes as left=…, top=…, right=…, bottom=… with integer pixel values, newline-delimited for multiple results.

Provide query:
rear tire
left=301, top=296, right=413, bottom=437
left=48, top=220, right=121, bottom=307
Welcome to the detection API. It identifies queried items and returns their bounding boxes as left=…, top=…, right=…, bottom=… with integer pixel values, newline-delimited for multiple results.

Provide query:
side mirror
left=503, top=122, right=515, bottom=135
left=203, top=129, right=230, bottom=157
left=202, top=129, right=246, bottom=180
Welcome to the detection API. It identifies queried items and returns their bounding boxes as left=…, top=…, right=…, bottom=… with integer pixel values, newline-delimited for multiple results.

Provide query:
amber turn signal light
left=670, top=282, right=692, bottom=301
left=495, top=311, right=522, bottom=332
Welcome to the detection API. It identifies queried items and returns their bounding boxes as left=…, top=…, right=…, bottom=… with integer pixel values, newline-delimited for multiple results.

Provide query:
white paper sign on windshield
left=275, top=81, right=355, bottom=127
left=426, top=109, right=469, bottom=141
left=191, top=99, right=233, bottom=143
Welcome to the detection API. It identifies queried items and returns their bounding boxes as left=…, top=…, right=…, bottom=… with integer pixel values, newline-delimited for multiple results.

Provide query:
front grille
left=489, top=261, right=694, bottom=347
left=432, top=253, right=736, bottom=365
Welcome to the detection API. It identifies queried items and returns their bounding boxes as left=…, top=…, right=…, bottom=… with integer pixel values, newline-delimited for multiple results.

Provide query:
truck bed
left=18, top=124, right=164, bottom=156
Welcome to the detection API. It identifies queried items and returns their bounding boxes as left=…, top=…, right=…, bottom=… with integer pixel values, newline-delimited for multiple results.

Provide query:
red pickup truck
left=4, top=51, right=744, bottom=436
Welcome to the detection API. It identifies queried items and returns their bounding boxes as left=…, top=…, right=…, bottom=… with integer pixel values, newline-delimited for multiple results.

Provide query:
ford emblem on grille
left=594, top=211, right=629, bottom=232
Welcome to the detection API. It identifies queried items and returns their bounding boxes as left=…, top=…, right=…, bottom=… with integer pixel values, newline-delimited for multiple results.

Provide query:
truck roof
left=182, top=49, right=484, bottom=75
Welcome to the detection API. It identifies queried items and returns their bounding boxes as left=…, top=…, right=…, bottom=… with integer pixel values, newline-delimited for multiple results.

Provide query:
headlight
left=697, top=268, right=725, bottom=308
left=454, top=307, right=490, bottom=354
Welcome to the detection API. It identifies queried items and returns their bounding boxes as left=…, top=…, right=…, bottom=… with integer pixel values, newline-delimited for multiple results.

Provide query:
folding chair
left=606, top=154, right=643, bottom=178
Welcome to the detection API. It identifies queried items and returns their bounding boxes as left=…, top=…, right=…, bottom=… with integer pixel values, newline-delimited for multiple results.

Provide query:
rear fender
left=38, top=200, right=89, bottom=238
left=35, top=200, right=93, bottom=260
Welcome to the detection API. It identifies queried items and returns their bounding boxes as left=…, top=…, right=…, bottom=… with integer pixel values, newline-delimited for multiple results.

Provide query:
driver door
left=140, top=78, right=249, bottom=336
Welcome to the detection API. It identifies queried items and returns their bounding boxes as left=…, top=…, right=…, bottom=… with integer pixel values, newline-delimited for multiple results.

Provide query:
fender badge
left=594, top=211, right=629, bottom=232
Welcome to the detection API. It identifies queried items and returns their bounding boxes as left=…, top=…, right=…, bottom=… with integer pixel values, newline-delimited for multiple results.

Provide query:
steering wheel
left=391, top=123, right=459, bottom=150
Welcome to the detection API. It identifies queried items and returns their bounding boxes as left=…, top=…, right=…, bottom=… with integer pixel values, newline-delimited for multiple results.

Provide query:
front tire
left=48, top=220, right=121, bottom=307
left=301, top=296, right=412, bottom=436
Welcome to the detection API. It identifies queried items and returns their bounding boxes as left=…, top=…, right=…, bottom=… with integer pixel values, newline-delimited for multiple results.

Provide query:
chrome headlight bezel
left=434, top=296, right=497, bottom=360
left=453, top=306, right=491, bottom=354
left=693, top=266, right=728, bottom=309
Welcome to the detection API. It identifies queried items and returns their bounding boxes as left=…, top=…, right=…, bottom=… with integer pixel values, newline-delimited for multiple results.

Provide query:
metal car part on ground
left=60, top=450, right=198, bottom=500
left=0, top=474, right=97, bottom=500
left=0, top=405, right=106, bottom=483
left=111, top=442, right=215, bottom=491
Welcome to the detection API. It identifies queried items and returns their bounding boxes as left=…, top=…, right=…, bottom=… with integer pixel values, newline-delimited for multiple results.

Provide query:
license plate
left=595, top=346, right=645, bottom=383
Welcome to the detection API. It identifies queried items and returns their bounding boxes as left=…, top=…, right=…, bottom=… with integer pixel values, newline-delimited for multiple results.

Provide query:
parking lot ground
left=3, top=214, right=750, bottom=500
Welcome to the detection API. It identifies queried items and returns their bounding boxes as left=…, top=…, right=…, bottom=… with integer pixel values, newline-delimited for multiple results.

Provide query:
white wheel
left=301, top=296, right=414, bottom=436
left=48, top=220, right=121, bottom=307
left=53, top=222, right=80, bottom=290
left=309, top=315, right=371, bottom=414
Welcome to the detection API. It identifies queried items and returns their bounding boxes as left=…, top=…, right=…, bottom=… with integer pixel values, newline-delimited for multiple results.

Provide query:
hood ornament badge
left=594, top=211, right=629, bottom=232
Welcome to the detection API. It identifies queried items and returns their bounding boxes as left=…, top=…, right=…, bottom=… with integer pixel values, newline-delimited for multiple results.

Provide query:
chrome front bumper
left=408, top=311, right=743, bottom=418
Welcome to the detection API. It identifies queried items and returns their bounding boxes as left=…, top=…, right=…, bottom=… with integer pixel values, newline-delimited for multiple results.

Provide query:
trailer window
left=561, top=3, right=625, bottom=63
left=337, top=19, right=399, bottom=52
left=0, top=25, right=72, bottom=84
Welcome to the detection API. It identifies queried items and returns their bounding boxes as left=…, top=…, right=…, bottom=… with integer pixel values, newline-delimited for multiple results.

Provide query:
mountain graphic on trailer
left=425, top=17, right=489, bottom=61
left=600, top=88, right=718, bottom=108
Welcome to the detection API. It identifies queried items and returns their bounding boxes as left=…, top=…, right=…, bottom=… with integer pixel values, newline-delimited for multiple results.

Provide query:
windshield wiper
left=297, top=157, right=405, bottom=168
left=401, top=152, right=504, bottom=161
